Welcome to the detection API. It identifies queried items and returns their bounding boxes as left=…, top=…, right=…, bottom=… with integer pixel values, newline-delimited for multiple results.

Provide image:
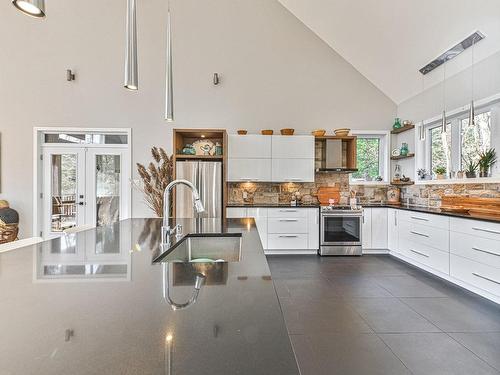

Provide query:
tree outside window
left=352, top=138, right=380, bottom=181
left=461, top=111, right=491, bottom=167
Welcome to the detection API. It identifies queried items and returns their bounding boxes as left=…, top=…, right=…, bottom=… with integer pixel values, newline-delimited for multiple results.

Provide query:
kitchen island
left=0, top=218, right=299, bottom=375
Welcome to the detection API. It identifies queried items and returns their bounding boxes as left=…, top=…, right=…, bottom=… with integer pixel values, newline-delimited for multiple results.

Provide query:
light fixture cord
left=471, top=37, right=475, bottom=102
left=442, top=62, right=446, bottom=111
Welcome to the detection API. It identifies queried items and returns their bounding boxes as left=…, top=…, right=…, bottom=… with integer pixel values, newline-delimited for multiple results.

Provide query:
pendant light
left=441, top=62, right=447, bottom=133
left=468, top=36, right=476, bottom=127
left=165, top=0, right=174, bottom=122
left=124, top=0, right=138, bottom=90
left=12, top=0, right=45, bottom=18
left=418, top=75, right=426, bottom=141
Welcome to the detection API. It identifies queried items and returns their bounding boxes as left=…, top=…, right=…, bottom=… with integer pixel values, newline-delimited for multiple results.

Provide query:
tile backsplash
left=228, top=175, right=500, bottom=207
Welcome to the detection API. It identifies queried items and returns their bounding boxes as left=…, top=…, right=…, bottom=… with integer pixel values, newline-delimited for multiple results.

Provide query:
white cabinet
left=228, top=135, right=272, bottom=159
left=271, top=136, right=315, bottom=159
left=362, top=208, right=372, bottom=249
left=307, top=208, right=320, bottom=250
left=371, top=208, right=388, bottom=249
left=226, top=207, right=319, bottom=253
left=271, top=159, right=315, bottom=182
left=387, top=208, right=398, bottom=252
left=450, top=255, right=500, bottom=299
left=227, top=159, right=272, bottom=182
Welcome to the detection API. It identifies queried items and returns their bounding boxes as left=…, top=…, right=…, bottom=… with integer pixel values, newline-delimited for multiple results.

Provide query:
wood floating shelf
left=175, top=154, right=223, bottom=160
left=391, top=180, right=415, bottom=186
left=390, top=153, right=415, bottom=160
left=391, top=124, right=415, bottom=134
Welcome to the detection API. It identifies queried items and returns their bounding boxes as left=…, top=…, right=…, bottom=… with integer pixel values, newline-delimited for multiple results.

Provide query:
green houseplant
left=463, top=157, right=478, bottom=178
left=478, top=148, right=497, bottom=178
left=434, top=166, right=447, bottom=180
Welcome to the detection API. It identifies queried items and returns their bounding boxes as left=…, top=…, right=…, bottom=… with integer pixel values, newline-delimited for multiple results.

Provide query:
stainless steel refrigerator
left=175, top=161, right=223, bottom=218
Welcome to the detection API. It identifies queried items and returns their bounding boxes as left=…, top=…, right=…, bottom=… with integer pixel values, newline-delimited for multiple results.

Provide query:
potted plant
left=463, top=157, right=478, bottom=178
left=478, top=148, right=497, bottom=178
left=434, top=166, right=446, bottom=180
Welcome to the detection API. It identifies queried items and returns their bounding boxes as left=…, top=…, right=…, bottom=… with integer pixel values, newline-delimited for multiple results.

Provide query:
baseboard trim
left=363, top=249, right=390, bottom=255
left=264, top=250, right=317, bottom=255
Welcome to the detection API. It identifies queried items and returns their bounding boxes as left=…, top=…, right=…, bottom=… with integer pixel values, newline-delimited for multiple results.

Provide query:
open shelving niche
left=390, top=123, right=416, bottom=186
left=314, top=135, right=358, bottom=173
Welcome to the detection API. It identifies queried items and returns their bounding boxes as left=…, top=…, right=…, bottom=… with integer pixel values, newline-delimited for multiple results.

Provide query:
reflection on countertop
left=0, top=218, right=299, bottom=375
left=227, top=203, right=320, bottom=208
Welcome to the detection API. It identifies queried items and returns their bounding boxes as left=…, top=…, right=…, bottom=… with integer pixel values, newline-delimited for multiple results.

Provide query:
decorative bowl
left=334, top=128, right=350, bottom=137
left=280, top=128, right=295, bottom=136
left=237, top=130, right=248, bottom=135
left=311, top=129, right=326, bottom=137
left=261, top=130, right=273, bottom=135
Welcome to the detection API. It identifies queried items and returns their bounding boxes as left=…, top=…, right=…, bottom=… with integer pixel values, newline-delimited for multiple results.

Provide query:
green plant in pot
left=463, top=157, right=478, bottom=178
left=478, top=148, right=497, bottom=178
left=434, top=166, right=447, bottom=180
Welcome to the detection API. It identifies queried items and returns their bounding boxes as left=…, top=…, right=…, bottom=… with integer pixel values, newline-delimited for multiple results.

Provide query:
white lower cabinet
left=226, top=207, right=319, bottom=254
left=387, top=208, right=398, bottom=252
left=390, top=211, right=500, bottom=304
left=362, top=208, right=387, bottom=251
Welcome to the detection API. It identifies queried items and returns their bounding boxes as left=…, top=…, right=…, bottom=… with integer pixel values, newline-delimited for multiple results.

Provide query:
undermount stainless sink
left=160, top=235, right=242, bottom=263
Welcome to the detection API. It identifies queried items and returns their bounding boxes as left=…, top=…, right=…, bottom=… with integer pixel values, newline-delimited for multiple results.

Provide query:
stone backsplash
left=228, top=175, right=500, bottom=207
left=400, top=183, right=500, bottom=207
left=228, top=173, right=388, bottom=205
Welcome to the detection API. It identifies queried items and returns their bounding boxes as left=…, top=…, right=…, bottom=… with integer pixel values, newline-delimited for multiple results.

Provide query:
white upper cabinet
left=228, top=135, right=272, bottom=159
left=272, top=159, right=315, bottom=182
left=227, top=159, right=272, bottom=182
left=271, top=135, right=315, bottom=159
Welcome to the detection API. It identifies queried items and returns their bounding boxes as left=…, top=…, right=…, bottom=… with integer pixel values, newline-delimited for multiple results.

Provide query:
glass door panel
left=95, top=154, right=121, bottom=227
left=323, top=216, right=361, bottom=244
left=43, top=148, right=85, bottom=238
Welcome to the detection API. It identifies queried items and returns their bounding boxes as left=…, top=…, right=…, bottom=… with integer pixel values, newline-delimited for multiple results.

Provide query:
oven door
left=321, top=213, right=362, bottom=246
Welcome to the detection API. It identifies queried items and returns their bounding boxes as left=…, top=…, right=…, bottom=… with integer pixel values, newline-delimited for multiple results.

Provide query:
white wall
left=0, top=0, right=395, bottom=237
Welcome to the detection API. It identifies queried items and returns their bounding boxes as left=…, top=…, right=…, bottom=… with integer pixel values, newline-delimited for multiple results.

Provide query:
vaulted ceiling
left=278, top=0, right=500, bottom=104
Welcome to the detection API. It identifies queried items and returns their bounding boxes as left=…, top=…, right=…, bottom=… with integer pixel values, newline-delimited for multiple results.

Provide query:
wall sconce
left=66, top=69, right=76, bottom=82
left=213, top=73, right=220, bottom=85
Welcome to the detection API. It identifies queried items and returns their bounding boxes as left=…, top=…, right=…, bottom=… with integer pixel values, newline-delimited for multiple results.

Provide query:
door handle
left=279, top=219, right=298, bottom=222
left=472, top=273, right=500, bottom=285
left=410, top=230, right=429, bottom=238
left=410, top=249, right=429, bottom=258
left=472, top=227, right=500, bottom=235
left=78, top=202, right=86, bottom=206
left=471, top=247, right=500, bottom=257
left=411, top=216, right=429, bottom=222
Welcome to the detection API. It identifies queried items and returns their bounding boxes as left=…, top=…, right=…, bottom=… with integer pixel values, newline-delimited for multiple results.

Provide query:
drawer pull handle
left=410, top=249, right=430, bottom=258
left=279, top=219, right=298, bottom=222
left=239, top=178, right=259, bottom=181
left=285, top=178, right=303, bottom=182
left=410, top=231, right=429, bottom=238
left=279, top=235, right=298, bottom=238
left=411, top=216, right=429, bottom=222
left=472, top=227, right=500, bottom=235
left=472, top=247, right=500, bottom=257
left=472, top=273, right=500, bottom=286
left=279, top=209, right=297, bottom=212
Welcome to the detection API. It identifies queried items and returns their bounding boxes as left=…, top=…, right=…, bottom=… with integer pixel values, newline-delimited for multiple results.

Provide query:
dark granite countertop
left=0, top=218, right=299, bottom=375
left=227, top=203, right=320, bottom=208
left=362, top=203, right=500, bottom=223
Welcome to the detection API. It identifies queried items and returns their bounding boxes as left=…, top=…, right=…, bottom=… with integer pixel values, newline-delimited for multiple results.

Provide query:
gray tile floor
left=267, top=255, right=500, bottom=375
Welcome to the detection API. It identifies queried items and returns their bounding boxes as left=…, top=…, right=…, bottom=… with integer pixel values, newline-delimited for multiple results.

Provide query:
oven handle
left=321, top=213, right=363, bottom=217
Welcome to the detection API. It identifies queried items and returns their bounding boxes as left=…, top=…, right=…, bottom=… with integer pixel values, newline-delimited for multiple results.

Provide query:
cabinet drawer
left=450, top=217, right=500, bottom=241
left=399, top=220, right=449, bottom=252
left=450, top=232, right=500, bottom=268
left=267, top=234, right=308, bottom=250
left=226, top=207, right=247, bottom=218
left=268, top=208, right=309, bottom=218
left=451, top=254, right=500, bottom=297
left=399, top=234, right=449, bottom=274
left=398, top=210, right=449, bottom=230
left=268, top=217, right=308, bottom=234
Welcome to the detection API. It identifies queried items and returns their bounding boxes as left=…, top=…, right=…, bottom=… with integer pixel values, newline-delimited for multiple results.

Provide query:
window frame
left=425, top=107, right=493, bottom=177
left=350, top=130, right=390, bottom=185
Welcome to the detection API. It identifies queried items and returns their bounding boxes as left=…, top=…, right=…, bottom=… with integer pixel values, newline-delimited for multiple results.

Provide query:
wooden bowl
left=334, top=128, right=350, bottom=137
left=280, top=128, right=295, bottom=136
left=311, top=129, right=326, bottom=137
left=237, top=130, right=248, bottom=135
left=261, top=130, right=273, bottom=135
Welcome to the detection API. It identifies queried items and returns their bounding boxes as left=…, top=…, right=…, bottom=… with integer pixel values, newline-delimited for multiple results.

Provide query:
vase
left=400, top=143, right=409, bottom=156
left=393, top=118, right=402, bottom=130
left=466, top=172, right=476, bottom=178
left=436, top=174, right=445, bottom=180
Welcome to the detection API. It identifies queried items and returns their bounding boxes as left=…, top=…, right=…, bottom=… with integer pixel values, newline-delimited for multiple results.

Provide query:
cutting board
left=317, top=187, right=341, bottom=205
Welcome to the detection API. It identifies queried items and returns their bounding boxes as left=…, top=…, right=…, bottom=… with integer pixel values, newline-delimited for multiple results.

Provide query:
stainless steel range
left=319, top=205, right=363, bottom=256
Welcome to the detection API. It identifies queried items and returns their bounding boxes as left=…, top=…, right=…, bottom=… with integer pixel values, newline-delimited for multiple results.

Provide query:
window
left=460, top=111, right=491, bottom=167
left=430, top=123, right=451, bottom=173
left=426, top=108, right=494, bottom=177
left=351, top=133, right=388, bottom=183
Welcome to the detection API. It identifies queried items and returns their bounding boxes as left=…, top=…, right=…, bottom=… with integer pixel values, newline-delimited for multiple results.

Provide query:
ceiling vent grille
left=419, top=31, right=485, bottom=75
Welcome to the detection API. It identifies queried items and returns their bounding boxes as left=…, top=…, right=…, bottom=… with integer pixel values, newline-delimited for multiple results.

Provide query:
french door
left=42, top=147, right=130, bottom=239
